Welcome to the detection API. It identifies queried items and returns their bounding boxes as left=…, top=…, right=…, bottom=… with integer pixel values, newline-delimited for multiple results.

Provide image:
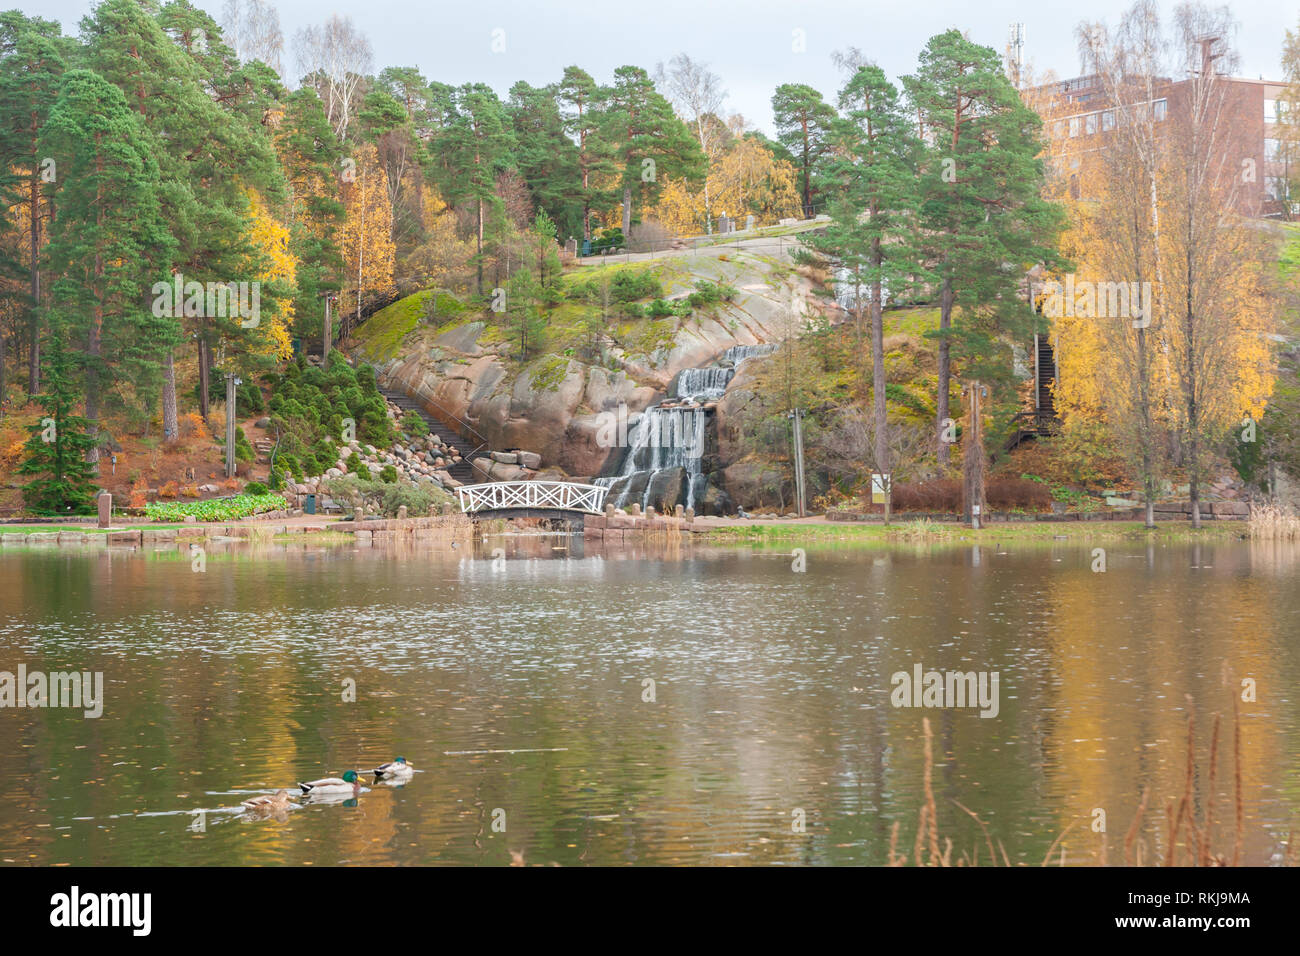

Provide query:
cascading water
left=595, top=344, right=778, bottom=514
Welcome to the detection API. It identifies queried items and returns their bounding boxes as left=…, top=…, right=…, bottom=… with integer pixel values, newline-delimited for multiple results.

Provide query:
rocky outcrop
left=357, top=245, right=829, bottom=479
left=712, top=354, right=795, bottom=509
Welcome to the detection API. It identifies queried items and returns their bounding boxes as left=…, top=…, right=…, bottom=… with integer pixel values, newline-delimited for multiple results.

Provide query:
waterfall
left=674, top=366, right=733, bottom=401
left=597, top=405, right=708, bottom=511
left=596, top=343, right=777, bottom=514
left=721, top=343, right=778, bottom=365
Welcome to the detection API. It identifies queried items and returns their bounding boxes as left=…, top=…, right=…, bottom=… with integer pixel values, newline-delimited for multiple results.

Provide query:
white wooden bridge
left=456, top=481, right=609, bottom=521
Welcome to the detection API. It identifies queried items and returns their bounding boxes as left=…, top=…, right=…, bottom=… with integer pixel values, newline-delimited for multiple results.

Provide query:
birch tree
left=656, top=54, right=726, bottom=233
left=293, top=15, right=371, bottom=141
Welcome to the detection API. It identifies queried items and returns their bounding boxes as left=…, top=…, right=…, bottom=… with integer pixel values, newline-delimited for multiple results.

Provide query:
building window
left=1102, top=110, right=1115, bottom=131
left=1085, top=113, right=1098, bottom=135
left=1054, top=121, right=1066, bottom=138
left=1265, top=99, right=1278, bottom=122
left=1153, top=99, right=1167, bottom=121
left=1267, top=176, right=1288, bottom=202
left=1069, top=117, right=1080, bottom=137
left=1266, top=138, right=1281, bottom=161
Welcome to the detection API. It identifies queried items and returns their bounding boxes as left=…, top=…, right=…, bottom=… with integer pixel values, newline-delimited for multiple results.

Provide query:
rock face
left=357, top=245, right=829, bottom=478
left=645, top=466, right=687, bottom=513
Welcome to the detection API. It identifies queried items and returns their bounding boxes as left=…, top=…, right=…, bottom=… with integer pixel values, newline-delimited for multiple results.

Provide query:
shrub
left=194, top=377, right=264, bottom=414
left=590, top=227, right=624, bottom=256
left=379, top=464, right=399, bottom=483
left=986, top=478, right=1053, bottom=511
left=244, top=481, right=270, bottom=496
left=401, top=410, right=430, bottom=439
left=128, top=479, right=148, bottom=509
left=609, top=268, right=662, bottom=302
left=891, top=479, right=961, bottom=513
left=321, top=475, right=453, bottom=517
left=646, top=297, right=687, bottom=318
left=234, top=427, right=254, bottom=464
left=341, top=385, right=365, bottom=415
left=687, top=279, right=739, bottom=309
left=180, top=412, right=208, bottom=440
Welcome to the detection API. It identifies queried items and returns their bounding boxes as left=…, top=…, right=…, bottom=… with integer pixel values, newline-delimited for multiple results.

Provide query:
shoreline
left=0, top=511, right=1257, bottom=551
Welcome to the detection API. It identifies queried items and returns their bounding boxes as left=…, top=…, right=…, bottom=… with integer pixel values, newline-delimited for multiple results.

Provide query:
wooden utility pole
left=963, top=381, right=987, bottom=529
left=225, top=372, right=239, bottom=478
left=789, top=408, right=807, bottom=517
left=322, top=293, right=334, bottom=369
left=198, top=334, right=210, bottom=421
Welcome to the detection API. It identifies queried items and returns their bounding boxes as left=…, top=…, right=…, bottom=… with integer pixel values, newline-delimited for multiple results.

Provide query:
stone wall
left=0, top=513, right=474, bottom=549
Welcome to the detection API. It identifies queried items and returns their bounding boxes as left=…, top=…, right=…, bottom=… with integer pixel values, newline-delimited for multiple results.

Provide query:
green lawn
left=698, top=519, right=1249, bottom=545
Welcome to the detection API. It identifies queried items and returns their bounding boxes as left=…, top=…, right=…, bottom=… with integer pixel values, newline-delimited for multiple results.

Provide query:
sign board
left=871, top=473, right=890, bottom=505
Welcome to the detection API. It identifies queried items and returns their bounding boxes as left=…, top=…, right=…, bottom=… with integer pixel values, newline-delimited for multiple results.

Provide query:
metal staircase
left=1004, top=335, right=1060, bottom=453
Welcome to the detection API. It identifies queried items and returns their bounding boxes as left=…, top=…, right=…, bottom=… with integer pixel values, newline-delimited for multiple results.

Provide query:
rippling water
left=0, top=535, right=1296, bottom=866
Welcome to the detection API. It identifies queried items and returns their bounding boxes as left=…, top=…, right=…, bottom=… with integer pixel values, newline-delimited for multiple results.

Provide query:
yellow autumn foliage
left=404, top=185, right=474, bottom=292
left=340, top=142, right=396, bottom=320
left=1046, top=99, right=1276, bottom=443
left=651, top=135, right=802, bottom=236
left=245, top=189, right=296, bottom=360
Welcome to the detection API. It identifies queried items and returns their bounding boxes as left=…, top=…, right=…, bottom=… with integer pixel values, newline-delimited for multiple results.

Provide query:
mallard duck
left=241, top=789, right=294, bottom=812
left=298, top=769, right=361, bottom=796
left=371, top=756, right=415, bottom=780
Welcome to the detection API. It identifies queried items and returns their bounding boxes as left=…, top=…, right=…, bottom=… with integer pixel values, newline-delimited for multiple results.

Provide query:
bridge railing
left=457, top=481, right=610, bottom=515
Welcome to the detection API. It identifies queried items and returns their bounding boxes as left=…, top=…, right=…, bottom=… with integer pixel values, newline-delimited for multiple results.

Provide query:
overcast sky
left=22, top=0, right=1296, bottom=134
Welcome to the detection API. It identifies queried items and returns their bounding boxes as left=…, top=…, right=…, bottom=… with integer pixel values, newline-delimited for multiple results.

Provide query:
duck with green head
left=371, top=756, right=414, bottom=781
left=298, top=770, right=361, bottom=796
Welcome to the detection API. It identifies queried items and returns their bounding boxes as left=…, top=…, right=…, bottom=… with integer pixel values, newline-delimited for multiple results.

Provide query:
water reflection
left=0, top=536, right=1296, bottom=866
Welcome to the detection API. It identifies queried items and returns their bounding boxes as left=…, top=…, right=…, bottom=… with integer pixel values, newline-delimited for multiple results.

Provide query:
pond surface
left=0, top=535, right=1297, bottom=866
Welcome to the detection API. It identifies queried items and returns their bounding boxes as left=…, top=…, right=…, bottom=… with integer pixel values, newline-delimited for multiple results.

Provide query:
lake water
left=1, top=535, right=1296, bottom=866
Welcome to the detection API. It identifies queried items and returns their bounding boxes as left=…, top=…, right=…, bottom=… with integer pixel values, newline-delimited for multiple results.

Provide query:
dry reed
left=890, top=692, right=1283, bottom=867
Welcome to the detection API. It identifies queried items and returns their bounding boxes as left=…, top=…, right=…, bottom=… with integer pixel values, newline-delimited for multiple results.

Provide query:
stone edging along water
left=0, top=502, right=1252, bottom=549
left=0, top=512, right=474, bottom=548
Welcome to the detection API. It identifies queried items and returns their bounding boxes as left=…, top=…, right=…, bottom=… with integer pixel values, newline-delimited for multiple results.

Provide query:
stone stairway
left=380, top=387, right=484, bottom=485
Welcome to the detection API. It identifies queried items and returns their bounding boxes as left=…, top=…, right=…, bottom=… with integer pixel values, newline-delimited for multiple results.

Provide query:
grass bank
left=695, top=519, right=1249, bottom=545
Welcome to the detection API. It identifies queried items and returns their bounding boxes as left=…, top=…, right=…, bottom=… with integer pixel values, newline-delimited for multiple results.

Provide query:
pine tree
left=904, top=30, right=1064, bottom=463
left=809, top=65, right=922, bottom=522
left=508, top=80, right=582, bottom=241
left=0, top=11, right=71, bottom=398
left=557, top=66, right=613, bottom=242
left=82, top=0, right=284, bottom=441
left=771, top=83, right=837, bottom=217
left=436, top=83, right=515, bottom=294
left=38, top=68, right=176, bottom=468
left=600, top=66, right=706, bottom=237
left=18, top=318, right=99, bottom=515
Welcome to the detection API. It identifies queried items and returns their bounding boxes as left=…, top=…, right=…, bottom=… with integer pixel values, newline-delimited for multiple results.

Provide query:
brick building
left=1031, top=71, right=1291, bottom=219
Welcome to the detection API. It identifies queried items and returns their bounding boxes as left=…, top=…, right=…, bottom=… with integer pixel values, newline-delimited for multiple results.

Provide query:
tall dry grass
left=1248, top=503, right=1300, bottom=540
left=890, top=703, right=1294, bottom=867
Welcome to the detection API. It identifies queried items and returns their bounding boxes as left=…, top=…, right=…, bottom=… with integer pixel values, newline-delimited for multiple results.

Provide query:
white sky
left=23, top=0, right=1297, bottom=135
